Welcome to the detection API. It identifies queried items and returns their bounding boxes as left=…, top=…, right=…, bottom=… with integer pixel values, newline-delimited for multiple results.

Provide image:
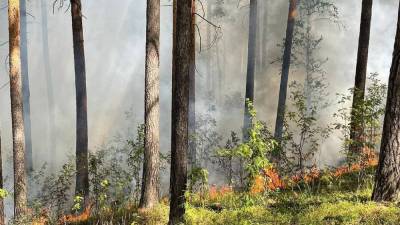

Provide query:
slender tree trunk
left=70, top=0, right=89, bottom=205
left=372, top=4, right=400, bottom=202
left=206, top=1, right=213, bottom=101
left=19, top=0, right=33, bottom=173
left=219, top=38, right=225, bottom=106
left=274, top=0, right=298, bottom=140
left=215, top=39, right=222, bottom=106
left=350, top=0, right=373, bottom=154
left=139, top=0, right=160, bottom=210
left=0, top=129, right=5, bottom=225
left=41, top=0, right=57, bottom=168
left=256, top=2, right=262, bottom=74
left=8, top=0, right=28, bottom=218
left=261, top=0, right=268, bottom=70
left=188, top=1, right=196, bottom=169
left=304, top=6, right=312, bottom=115
left=169, top=0, right=193, bottom=223
left=243, top=0, right=257, bottom=139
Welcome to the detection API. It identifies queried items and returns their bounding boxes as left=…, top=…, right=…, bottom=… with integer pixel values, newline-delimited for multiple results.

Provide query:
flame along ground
left=30, top=148, right=378, bottom=224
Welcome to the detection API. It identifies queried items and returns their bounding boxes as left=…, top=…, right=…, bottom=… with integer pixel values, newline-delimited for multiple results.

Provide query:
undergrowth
left=60, top=166, right=400, bottom=225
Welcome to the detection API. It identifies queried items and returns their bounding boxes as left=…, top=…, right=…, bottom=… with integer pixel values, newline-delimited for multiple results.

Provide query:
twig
left=197, top=0, right=206, bottom=18
left=194, top=12, right=221, bottom=29
left=0, top=82, right=9, bottom=91
left=195, top=24, right=202, bottom=53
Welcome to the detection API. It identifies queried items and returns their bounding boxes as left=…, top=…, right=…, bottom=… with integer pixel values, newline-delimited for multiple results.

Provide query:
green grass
left=70, top=167, right=400, bottom=225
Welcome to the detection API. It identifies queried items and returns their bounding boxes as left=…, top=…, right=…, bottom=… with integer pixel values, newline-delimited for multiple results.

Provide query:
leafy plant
left=0, top=188, right=8, bottom=199
left=72, top=195, right=84, bottom=212
left=36, top=159, right=75, bottom=217
left=188, top=167, right=209, bottom=205
left=333, top=73, right=386, bottom=166
left=218, top=100, right=277, bottom=189
left=214, top=131, right=240, bottom=185
left=282, top=81, right=332, bottom=176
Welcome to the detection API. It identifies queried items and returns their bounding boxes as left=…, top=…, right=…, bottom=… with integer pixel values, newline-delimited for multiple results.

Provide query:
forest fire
left=249, top=149, right=379, bottom=194
left=333, top=149, right=378, bottom=178
left=209, top=185, right=233, bottom=200
left=1, top=0, right=399, bottom=223
left=59, top=204, right=92, bottom=224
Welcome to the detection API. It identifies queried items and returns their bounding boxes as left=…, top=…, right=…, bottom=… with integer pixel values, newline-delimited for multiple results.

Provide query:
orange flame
left=264, top=168, right=285, bottom=190
left=209, top=185, right=233, bottom=200
left=333, top=148, right=378, bottom=178
left=59, top=204, right=92, bottom=224
left=250, top=168, right=285, bottom=194
left=250, top=175, right=266, bottom=194
left=249, top=148, right=378, bottom=194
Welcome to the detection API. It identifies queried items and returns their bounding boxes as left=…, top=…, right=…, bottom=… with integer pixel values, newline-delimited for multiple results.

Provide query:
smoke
left=0, top=0, right=398, bottom=212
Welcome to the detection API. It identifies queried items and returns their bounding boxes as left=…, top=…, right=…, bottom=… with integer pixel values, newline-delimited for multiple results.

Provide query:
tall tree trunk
left=8, top=0, right=28, bottom=218
left=139, top=0, right=160, bottom=210
left=19, top=0, right=32, bottom=173
left=261, top=0, right=268, bottom=70
left=349, top=0, right=373, bottom=154
left=274, top=0, right=298, bottom=140
left=256, top=2, right=262, bottom=74
left=372, top=3, right=400, bottom=202
left=0, top=129, right=5, bottom=225
left=41, top=0, right=57, bottom=168
left=243, top=0, right=257, bottom=138
left=206, top=0, right=213, bottom=101
left=70, top=0, right=89, bottom=205
left=215, top=39, right=222, bottom=106
left=188, top=1, right=196, bottom=169
left=169, top=0, right=192, bottom=223
left=304, top=5, right=312, bottom=115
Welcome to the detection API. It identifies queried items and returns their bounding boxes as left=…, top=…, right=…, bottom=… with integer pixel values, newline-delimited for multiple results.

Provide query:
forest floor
left=66, top=166, right=400, bottom=225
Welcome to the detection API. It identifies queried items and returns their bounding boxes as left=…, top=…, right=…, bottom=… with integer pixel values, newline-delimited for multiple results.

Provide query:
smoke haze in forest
left=0, top=0, right=398, bottom=190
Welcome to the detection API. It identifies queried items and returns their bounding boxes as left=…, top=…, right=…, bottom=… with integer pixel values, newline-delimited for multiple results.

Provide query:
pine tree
left=243, top=0, right=258, bottom=138
left=19, top=0, right=33, bottom=173
left=70, top=0, right=89, bottom=205
left=349, top=0, right=373, bottom=154
left=41, top=0, right=57, bottom=168
left=169, top=0, right=193, bottom=223
left=372, top=3, right=400, bottom=202
left=8, top=0, right=28, bottom=218
left=188, top=0, right=197, bottom=169
left=274, top=0, right=298, bottom=140
left=139, top=0, right=161, bottom=209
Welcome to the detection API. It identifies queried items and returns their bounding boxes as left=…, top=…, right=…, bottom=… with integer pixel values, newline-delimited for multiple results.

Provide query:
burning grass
left=249, top=150, right=379, bottom=194
left=36, top=152, right=386, bottom=225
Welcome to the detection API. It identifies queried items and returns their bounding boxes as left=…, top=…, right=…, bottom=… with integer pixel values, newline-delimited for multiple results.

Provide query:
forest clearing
left=2, top=0, right=400, bottom=224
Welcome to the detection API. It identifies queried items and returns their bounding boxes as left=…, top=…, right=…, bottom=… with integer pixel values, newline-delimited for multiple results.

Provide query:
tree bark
left=372, top=3, right=400, bottom=202
left=169, top=0, right=192, bottom=223
left=41, top=0, right=57, bottom=168
left=261, top=0, right=268, bottom=70
left=70, top=0, right=89, bottom=205
left=243, top=0, right=258, bottom=138
left=304, top=4, right=312, bottom=116
left=139, top=0, right=160, bottom=209
left=19, top=0, right=33, bottom=173
left=206, top=0, right=214, bottom=101
left=349, top=0, right=373, bottom=153
left=188, top=1, right=196, bottom=169
left=8, top=0, right=28, bottom=218
left=0, top=129, right=5, bottom=225
left=274, top=0, right=298, bottom=140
